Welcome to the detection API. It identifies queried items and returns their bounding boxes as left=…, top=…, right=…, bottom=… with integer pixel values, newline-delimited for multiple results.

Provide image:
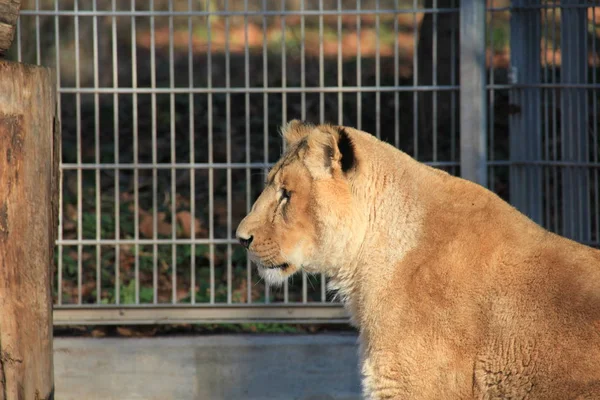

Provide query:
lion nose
left=237, top=234, right=254, bottom=249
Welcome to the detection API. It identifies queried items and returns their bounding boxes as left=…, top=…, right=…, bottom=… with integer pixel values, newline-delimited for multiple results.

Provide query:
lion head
left=235, top=120, right=365, bottom=286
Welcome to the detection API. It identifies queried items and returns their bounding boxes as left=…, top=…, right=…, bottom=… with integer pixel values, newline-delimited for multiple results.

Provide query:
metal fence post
left=560, top=0, right=590, bottom=242
left=459, top=0, right=487, bottom=187
left=508, top=0, right=543, bottom=225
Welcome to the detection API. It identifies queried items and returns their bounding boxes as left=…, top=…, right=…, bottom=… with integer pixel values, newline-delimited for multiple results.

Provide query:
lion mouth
left=263, top=262, right=289, bottom=270
left=255, top=261, right=290, bottom=270
left=248, top=254, right=291, bottom=271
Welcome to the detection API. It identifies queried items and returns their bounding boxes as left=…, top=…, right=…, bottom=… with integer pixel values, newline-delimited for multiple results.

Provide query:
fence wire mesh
left=7, top=0, right=599, bottom=325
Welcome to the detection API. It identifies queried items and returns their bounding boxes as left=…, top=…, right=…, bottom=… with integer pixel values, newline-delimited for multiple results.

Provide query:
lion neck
left=326, top=140, right=426, bottom=327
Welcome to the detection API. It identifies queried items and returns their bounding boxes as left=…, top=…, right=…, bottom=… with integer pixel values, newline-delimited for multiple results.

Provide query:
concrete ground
left=54, top=334, right=362, bottom=400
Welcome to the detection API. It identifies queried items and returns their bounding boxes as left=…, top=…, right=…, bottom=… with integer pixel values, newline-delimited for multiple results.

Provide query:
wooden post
left=0, top=0, right=20, bottom=55
left=0, top=54, right=59, bottom=400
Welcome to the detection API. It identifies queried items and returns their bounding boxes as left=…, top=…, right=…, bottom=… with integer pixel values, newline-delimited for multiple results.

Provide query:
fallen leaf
left=62, top=220, right=76, bottom=231
left=156, top=212, right=173, bottom=236
left=176, top=211, right=204, bottom=238
left=116, top=327, right=134, bottom=337
left=139, top=212, right=172, bottom=238
left=90, top=329, right=106, bottom=338
left=66, top=203, right=77, bottom=221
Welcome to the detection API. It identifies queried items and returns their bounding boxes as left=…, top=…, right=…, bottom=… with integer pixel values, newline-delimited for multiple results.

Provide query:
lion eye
left=281, top=188, right=291, bottom=201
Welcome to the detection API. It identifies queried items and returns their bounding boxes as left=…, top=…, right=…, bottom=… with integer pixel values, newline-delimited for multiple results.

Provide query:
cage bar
left=560, top=0, right=591, bottom=243
left=509, top=0, right=543, bottom=224
left=459, top=0, right=487, bottom=186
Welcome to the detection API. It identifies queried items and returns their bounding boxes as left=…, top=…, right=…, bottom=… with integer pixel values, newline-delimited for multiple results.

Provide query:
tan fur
left=236, top=120, right=600, bottom=399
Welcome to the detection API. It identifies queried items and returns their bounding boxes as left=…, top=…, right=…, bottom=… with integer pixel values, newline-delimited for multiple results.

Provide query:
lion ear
left=302, top=126, right=356, bottom=179
left=335, top=127, right=356, bottom=174
left=319, top=127, right=356, bottom=175
left=280, top=119, right=315, bottom=148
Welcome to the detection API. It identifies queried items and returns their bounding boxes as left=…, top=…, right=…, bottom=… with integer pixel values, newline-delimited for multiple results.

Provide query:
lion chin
left=256, top=263, right=297, bottom=287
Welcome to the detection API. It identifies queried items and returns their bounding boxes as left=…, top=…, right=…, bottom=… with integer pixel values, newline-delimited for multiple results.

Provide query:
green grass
left=491, top=24, right=509, bottom=52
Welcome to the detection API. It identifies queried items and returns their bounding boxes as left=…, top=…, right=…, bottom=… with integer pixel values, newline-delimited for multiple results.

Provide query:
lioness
left=236, top=120, right=600, bottom=399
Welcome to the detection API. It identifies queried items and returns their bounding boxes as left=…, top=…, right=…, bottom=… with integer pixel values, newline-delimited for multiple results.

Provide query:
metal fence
left=8, top=0, right=599, bottom=325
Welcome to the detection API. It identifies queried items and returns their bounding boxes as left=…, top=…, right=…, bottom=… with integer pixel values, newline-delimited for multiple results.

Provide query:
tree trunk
left=0, top=0, right=20, bottom=55
left=0, top=60, right=59, bottom=400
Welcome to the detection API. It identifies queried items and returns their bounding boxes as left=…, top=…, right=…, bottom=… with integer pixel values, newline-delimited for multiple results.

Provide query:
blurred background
left=7, top=0, right=600, bottom=331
